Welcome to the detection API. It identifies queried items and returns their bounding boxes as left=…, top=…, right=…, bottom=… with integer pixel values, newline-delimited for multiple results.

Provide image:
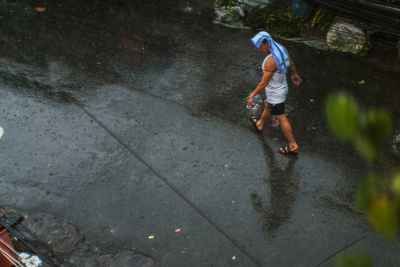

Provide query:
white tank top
left=262, top=54, right=288, bottom=104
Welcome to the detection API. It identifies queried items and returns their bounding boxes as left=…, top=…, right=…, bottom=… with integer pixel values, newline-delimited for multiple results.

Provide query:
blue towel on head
left=251, top=31, right=291, bottom=73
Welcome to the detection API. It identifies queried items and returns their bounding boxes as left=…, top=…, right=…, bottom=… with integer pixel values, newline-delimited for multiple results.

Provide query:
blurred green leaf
left=355, top=176, right=375, bottom=211
left=336, top=252, right=373, bottom=267
left=354, top=110, right=392, bottom=161
left=365, top=110, right=392, bottom=147
left=325, top=92, right=359, bottom=141
left=324, top=91, right=398, bottom=254
left=391, top=173, right=400, bottom=197
left=366, top=194, right=398, bottom=239
left=354, top=135, right=376, bottom=162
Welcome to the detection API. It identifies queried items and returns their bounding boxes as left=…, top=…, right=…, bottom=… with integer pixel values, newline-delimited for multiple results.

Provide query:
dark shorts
left=268, top=102, right=285, bottom=115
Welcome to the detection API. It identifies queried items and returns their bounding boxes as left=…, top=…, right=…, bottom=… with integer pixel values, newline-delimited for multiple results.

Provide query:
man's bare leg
left=255, top=100, right=271, bottom=131
left=275, top=114, right=299, bottom=152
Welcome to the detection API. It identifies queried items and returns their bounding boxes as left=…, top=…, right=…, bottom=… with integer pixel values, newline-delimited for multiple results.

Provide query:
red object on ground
left=0, top=227, right=16, bottom=267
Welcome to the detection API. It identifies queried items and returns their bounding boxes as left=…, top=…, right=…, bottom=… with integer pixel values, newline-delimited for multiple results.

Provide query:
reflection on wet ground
left=0, top=61, right=74, bottom=103
left=251, top=133, right=299, bottom=235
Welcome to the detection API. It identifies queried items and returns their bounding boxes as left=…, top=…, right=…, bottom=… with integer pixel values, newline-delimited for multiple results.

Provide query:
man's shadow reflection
left=251, top=132, right=299, bottom=236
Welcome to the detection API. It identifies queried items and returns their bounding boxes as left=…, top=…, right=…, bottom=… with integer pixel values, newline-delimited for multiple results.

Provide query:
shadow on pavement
left=251, top=132, right=299, bottom=235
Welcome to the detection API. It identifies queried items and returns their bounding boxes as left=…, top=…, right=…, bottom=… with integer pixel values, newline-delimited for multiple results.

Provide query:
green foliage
left=243, top=0, right=335, bottom=37
left=325, top=93, right=392, bottom=161
left=352, top=110, right=392, bottom=161
left=264, top=6, right=303, bottom=37
left=326, top=92, right=398, bottom=266
left=243, top=6, right=271, bottom=31
left=336, top=252, right=373, bottom=267
left=325, top=92, right=359, bottom=141
left=309, top=9, right=335, bottom=31
left=355, top=173, right=400, bottom=239
left=355, top=174, right=377, bottom=211
left=214, top=0, right=239, bottom=8
left=367, top=193, right=398, bottom=239
left=391, top=173, right=400, bottom=196
left=243, top=0, right=309, bottom=37
left=214, top=0, right=240, bottom=17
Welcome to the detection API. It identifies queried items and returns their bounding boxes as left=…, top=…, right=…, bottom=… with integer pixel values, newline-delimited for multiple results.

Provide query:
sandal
left=249, top=116, right=261, bottom=132
left=279, top=145, right=298, bottom=155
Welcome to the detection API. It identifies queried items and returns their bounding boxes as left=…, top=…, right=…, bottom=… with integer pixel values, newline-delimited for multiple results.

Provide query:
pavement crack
left=70, top=95, right=262, bottom=267
left=314, top=236, right=366, bottom=267
left=0, top=46, right=262, bottom=265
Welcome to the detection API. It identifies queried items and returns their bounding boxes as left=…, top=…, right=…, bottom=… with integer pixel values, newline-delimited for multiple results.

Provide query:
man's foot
left=249, top=116, right=262, bottom=132
left=279, top=144, right=298, bottom=155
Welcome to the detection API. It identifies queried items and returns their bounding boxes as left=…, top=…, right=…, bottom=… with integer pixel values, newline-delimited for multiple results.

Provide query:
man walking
left=248, top=31, right=302, bottom=154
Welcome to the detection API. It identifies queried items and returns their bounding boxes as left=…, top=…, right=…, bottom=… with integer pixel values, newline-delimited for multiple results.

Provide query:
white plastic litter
left=214, top=7, right=232, bottom=22
left=231, top=6, right=245, bottom=17
left=18, top=252, right=43, bottom=267
left=236, top=0, right=271, bottom=10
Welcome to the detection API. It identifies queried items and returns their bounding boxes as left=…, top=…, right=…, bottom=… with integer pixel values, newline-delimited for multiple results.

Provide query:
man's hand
left=291, top=73, right=302, bottom=86
left=247, top=95, right=255, bottom=106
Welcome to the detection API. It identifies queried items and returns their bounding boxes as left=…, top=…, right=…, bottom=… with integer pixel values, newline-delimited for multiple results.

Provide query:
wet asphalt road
left=1, top=0, right=400, bottom=266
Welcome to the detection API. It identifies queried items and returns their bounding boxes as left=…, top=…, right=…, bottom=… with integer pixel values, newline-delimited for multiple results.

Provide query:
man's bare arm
left=248, top=58, right=276, bottom=105
left=289, top=57, right=302, bottom=86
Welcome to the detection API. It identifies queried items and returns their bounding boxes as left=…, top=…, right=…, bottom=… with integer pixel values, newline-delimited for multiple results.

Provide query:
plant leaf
left=366, top=194, right=398, bottom=239
left=325, top=92, right=359, bottom=141
left=354, top=109, right=392, bottom=161
left=355, top=176, right=375, bottom=211
left=336, top=252, right=373, bottom=267
left=354, top=135, right=376, bottom=162
left=391, top=173, right=400, bottom=197
left=365, top=109, right=392, bottom=148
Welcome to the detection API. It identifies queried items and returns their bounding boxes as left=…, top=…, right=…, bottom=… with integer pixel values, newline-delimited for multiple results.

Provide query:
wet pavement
left=1, top=0, right=400, bottom=266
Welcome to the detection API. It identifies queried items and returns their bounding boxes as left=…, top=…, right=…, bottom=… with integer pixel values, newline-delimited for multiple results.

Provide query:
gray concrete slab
left=321, top=232, right=400, bottom=267
left=73, top=84, right=367, bottom=266
left=0, top=82, right=257, bottom=266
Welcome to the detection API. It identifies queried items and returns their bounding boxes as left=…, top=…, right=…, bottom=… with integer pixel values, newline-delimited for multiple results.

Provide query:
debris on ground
left=327, top=20, right=368, bottom=55
left=246, top=94, right=264, bottom=117
left=0, top=209, right=154, bottom=266
left=18, top=252, right=43, bottom=267
left=35, top=7, right=46, bottom=12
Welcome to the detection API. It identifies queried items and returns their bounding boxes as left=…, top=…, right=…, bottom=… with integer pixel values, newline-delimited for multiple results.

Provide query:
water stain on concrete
left=250, top=134, right=299, bottom=235
left=0, top=70, right=74, bottom=104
